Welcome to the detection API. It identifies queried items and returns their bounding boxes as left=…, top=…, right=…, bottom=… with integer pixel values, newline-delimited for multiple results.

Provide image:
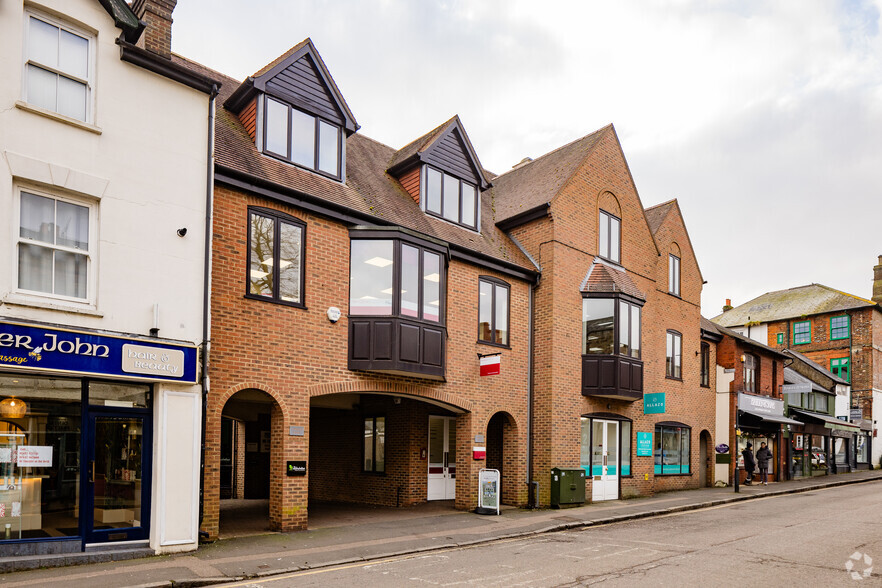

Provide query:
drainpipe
left=527, top=276, right=540, bottom=508
left=198, top=83, right=218, bottom=540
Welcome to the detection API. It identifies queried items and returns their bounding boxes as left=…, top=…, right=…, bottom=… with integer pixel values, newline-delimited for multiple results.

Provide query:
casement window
left=478, top=277, right=509, bottom=346
left=363, top=416, right=385, bottom=473
left=830, top=357, right=850, bottom=383
left=665, top=331, right=682, bottom=379
left=776, top=332, right=784, bottom=345
left=583, top=297, right=641, bottom=358
left=654, top=423, right=690, bottom=475
left=17, top=189, right=92, bottom=301
left=425, top=167, right=478, bottom=230
left=23, top=12, right=93, bottom=122
left=247, top=208, right=305, bottom=306
left=263, top=96, right=341, bottom=179
left=598, top=210, right=621, bottom=263
left=793, top=320, right=811, bottom=345
left=349, top=239, right=444, bottom=322
left=668, top=255, right=680, bottom=296
left=743, top=353, right=758, bottom=392
left=700, top=342, right=710, bottom=387
left=830, top=315, right=850, bottom=340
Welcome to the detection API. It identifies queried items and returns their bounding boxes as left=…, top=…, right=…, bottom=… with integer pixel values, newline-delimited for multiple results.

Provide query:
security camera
left=177, top=228, right=188, bottom=237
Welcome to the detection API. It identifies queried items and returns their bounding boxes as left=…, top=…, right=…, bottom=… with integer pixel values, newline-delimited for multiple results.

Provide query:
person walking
left=756, top=441, right=772, bottom=485
left=741, top=442, right=756, bottom=485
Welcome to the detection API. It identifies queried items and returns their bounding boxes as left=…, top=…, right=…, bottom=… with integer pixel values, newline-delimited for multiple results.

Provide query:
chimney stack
left=132, top=0, right=177, bottom=59
left=873, top=255, right=882, bottom=305
left=723, top=298, right=733, bottom=312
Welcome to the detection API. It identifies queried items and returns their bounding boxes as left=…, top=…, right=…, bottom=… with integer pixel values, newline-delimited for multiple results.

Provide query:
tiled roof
left=170, top=55, right=535, bottom=275
left=491, top=127, right=609, bottom=223
left=784, top=348, right=850, bottom=386
left=712, top=284, right=877, bottom=327
left=644, top=200, right=675, bottom=234
left=581, top=260, right=645, bottom=300
left=700, top=316, right=721, bottom=335
left=251, top=39, right=310, bottom=78
left=386, top=117, right=454, bottom=171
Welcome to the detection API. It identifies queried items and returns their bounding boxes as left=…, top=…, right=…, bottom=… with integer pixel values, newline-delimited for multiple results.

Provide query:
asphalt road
left=221, top=481, right=882, bottom=587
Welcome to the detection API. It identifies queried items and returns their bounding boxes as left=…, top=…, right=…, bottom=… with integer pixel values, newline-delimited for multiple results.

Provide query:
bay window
left=349, top=232, right=447, bottom=378
left=582, top=295, right=644, bottom=400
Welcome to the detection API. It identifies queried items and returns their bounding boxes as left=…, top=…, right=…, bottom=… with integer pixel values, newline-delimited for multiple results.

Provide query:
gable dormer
left=388, top=116, right=490, bottom=231
left=225, top=39, right=358, bottom=181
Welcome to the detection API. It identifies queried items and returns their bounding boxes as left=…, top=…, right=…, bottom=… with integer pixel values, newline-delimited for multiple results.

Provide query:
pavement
left=2, top=468, right=882, bottom=587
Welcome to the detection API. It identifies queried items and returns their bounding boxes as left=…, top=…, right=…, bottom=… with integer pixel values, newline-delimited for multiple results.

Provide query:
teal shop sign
left=636, top=432, right=652, bottom=456
left=644, top=392, right=665, bottom=414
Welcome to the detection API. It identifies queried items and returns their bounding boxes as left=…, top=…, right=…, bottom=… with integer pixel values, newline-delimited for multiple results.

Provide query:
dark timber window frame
left=700, top=342, right=710, bottom=388
left=666, top=330, right=682, bottom=380
left=478, top=276, right=510, bottom=348
left=424, top=165, right=479, bottom=230
left=262, top=94, right=343, bottom=180
left=362, top=415, right=386, bottom=474
left=598, top=209, right=621, bottom=264
left=654, top=422, right=691, bottom=475
left=581, top=292, right=644, bottom=401
left=245, top=206, right=307, bottom=308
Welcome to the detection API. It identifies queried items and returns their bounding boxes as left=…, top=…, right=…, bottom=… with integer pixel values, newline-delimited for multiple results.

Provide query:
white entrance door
left=591, top=419, right=619, bottom=501
left=427, top=416, right=456, bottom=500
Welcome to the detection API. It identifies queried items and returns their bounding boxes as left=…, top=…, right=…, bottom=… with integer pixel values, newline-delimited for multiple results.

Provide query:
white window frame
left=14, top=184, right=98, bottom=306
left=668, top=254, right=680, bottom=296
left=21, top=9, right=97, bottom=124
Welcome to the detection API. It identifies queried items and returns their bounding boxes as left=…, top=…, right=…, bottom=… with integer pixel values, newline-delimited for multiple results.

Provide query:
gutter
left=117, top=39, right=221, bottom=94
left=198, top=84, right=219, bottom=540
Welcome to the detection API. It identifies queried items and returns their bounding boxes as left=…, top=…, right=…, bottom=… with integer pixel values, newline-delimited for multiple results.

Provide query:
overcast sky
left=172, top=0, right=882, bottom=317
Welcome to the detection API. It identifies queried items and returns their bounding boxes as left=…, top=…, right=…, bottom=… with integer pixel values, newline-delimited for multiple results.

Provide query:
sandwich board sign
left=475, top=468, right=500, bottom=515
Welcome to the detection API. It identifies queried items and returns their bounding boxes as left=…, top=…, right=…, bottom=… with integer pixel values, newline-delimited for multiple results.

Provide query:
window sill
left=665, top=375, right=683, bottom=381
left=667, top=291, right=681, bottom=299
left=477, top=340, right=510, bottom=350
left=654, top=472, right=693, bottom=477
left=15, top=101, right=102, bottom=135
left=244, top=293, right=307, bottom=310
left=2, top=292, right=103, bottom=317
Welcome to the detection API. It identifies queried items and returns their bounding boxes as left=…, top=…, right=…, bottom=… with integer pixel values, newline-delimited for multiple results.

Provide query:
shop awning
left=791, top=409, right=861, bottom=432
left=739, top=407, right=803, bottom=426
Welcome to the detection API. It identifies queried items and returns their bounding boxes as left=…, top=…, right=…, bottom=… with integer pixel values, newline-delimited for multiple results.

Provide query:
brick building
left=704, top=322, right=795, bottom=485
left=494, top=137, right=716, bottom=504
left=713, top=263, right=882, bottom=467
left=181, top=41, right=538, bottom=538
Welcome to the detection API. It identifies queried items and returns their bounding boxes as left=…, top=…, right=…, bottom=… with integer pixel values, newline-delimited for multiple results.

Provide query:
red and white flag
left=480, top=355, right=501, bottom=376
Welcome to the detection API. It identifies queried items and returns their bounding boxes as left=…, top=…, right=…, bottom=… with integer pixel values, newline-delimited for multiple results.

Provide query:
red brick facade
left=765, top=308, right=881, bottom=419
left=202, top=185, right=532, bottom=538
left=508, top=130, right=715, bottom=504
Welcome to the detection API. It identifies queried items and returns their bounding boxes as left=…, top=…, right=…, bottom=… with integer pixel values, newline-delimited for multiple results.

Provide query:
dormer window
left=263, top=95, right=341, bottom=179
left=425, top=166, right=477, bottom=229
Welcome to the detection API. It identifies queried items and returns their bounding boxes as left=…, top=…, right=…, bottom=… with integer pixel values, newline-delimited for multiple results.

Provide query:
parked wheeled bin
left=550, top=467, right=586, bottom=508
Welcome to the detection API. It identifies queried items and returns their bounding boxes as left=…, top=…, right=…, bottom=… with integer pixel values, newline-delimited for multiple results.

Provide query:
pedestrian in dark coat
left=741, top=442, right=755, bottom=484
left=756, top=442, right=772, bottom=485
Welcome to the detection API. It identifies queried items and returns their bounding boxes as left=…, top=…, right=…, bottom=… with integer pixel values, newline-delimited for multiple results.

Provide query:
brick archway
left=485, top=411, right=521, bottom=506
left=202, top=382, right=298, bottom=540
left=306, top=380, right=474, bottom=413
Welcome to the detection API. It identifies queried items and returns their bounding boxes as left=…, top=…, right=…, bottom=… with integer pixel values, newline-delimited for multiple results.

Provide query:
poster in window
left=795, top=434, right=804, bottom=450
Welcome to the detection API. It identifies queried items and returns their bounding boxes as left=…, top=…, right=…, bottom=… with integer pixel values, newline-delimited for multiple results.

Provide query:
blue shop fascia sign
left=643, top=392, right=665, bottom=414
left=0, top=319, right=198, bottom=383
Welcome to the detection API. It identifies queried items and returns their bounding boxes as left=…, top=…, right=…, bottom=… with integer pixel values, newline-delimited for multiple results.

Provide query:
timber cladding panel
left=203, top=183, right=531, bottom=539
left=265, top=54, right=344, bottom=125
left=423, top=129, right=479, bottom=184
